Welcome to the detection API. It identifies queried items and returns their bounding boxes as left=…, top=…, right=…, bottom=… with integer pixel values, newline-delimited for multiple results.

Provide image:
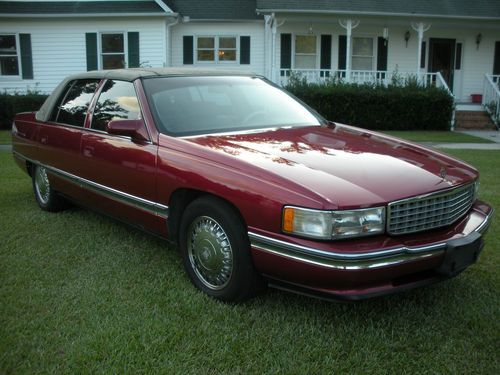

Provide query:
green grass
left=1, top=150, right=499, bottom=374
left=0, top=130, right=11, bottom=145
left=383, top=130, right=493, bottom=143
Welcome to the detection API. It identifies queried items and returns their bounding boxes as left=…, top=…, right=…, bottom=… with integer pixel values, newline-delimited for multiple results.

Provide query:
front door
left=429, top=38, right=456, bottom=90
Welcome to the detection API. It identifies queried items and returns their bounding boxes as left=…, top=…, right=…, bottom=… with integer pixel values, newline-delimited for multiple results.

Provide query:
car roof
left=36, top=68, right=262, bottom=122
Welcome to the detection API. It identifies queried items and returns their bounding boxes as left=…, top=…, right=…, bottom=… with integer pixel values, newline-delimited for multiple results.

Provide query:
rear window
left=142, top=76, right=322, bottom=136
left=50, top=79, right=100, bottom=127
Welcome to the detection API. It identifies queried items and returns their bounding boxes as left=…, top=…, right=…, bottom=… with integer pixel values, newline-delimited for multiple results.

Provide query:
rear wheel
left=32, top=165, right=67, bottom=212
left=179, top=196, right=263, bottom=302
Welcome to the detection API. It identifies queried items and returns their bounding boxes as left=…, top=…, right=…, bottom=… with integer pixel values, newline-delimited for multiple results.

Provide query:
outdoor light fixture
left=383, top=27, right=389, bottom=45
left=308, top=23, right=313, bottom=34
left=404, top=30, right=411, bottom=47
left=476, top=33, right=482, bottom=50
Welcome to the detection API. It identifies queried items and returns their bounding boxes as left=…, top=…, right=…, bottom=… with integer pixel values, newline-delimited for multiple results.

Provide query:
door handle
left=83, top=145, right=94, bottom=158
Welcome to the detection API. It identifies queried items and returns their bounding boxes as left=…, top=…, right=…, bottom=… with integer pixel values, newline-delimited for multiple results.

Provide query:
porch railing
left=483, top=74, right=500, bottom=128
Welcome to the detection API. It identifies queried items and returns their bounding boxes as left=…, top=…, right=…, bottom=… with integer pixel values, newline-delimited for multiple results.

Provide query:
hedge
left=0, top=92, right=49, bottom=130
left=285, top=77, right=454, bottom=131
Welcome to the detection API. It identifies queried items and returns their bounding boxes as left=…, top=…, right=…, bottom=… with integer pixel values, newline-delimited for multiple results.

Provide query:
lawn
left=0, top=150, right=499, bottom=374
left=383, top=130, right=493, bottom=143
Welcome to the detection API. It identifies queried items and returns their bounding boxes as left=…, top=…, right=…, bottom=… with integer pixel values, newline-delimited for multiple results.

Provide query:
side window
left=91, top=80, right=141, bottom=132
left=50, top=79, right=99, bottom=127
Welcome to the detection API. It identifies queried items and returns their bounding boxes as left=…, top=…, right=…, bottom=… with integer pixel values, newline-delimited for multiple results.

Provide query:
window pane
left=0, top=56, right=19, bottom=75
left=219, top=49, right=236, bottom=61
left=103, top=54, right=125, bottom=69
left=197, top=37, right=214, bottom=49
left=101, top=34, right=124, bottom=53
left=197, top=50, right=215, bottom=61
left=92, top=80, right=140, bottom=131
left=56, top=80, right=100, bottom=127
left=219, top=37, right=236, bottom=49
left=352, top=37, right=373, bottom=56
left=0, top=35, right=17, bottom=55
left=295, top=55, right=316, bottom=69
left=295, top=36, right=316, bottom=54
left=352, top=56, right=373, bottom=70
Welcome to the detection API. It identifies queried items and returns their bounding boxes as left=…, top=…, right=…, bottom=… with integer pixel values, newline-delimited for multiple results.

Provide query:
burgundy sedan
left=12, top=68, right=493, bottom=302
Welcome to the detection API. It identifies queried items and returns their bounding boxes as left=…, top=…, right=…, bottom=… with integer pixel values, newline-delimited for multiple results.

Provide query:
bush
left=0, top=91, right=49, bottom=130
left=285, top=76, right=454, bottom=131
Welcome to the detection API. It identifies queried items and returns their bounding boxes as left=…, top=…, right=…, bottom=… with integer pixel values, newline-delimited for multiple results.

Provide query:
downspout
left=264, top=14, right=272, bottom=79
left=165, top=15, right=181, bottom=67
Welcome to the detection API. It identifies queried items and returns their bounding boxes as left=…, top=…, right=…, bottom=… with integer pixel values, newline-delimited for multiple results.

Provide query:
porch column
left=339, top=19, right=360, bottom=82
left=411, top=22, right=431, bottom=74
left=270, top=15, right=285, bottom=83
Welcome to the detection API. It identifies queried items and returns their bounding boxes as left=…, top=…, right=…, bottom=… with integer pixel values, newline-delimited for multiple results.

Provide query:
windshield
left=142, top=76, right=322, bottom=136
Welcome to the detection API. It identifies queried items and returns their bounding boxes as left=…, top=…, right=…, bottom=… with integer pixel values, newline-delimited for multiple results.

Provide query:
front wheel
left=179, top=196, right=264, bottom=302
left=32, top=165, right=67, bottom=212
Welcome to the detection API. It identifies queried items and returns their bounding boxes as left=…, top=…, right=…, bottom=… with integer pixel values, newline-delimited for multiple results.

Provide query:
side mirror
left=106, top=118, right=150, bottom=142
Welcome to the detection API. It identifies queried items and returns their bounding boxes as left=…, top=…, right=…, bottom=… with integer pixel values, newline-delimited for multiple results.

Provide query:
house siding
left=171, top=22, right=265, bottom=75
left=0, top=17, right=166, bottom=93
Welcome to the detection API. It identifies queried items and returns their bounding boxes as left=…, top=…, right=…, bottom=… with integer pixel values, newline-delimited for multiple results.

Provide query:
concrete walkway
left=456, top=130, right=500, bottom=143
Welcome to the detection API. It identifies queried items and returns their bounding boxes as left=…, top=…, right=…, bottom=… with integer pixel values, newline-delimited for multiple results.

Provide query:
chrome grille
left=388, top=183, right=475, bottom=235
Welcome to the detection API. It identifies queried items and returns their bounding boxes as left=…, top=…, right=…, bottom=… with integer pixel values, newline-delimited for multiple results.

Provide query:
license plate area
left=437, top=232, right=483, bottom=276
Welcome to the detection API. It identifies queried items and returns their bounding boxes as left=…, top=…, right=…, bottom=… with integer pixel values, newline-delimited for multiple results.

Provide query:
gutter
left=0, top=12, right=178, bottom=18
left=255, top=9, right=500, bottom=21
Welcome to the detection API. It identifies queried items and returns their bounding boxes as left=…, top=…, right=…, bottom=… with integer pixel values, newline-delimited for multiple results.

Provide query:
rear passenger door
left=79, top=79, right=160, bottom=230
left=37, top=79, right=100, bottom=195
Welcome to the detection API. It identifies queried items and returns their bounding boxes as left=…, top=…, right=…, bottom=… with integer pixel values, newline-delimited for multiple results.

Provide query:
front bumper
left=249, top=201, right=493, bottom=300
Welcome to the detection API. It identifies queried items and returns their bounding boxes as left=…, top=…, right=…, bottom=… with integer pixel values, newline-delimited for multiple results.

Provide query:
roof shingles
left=256, top=0, right=500, bottom=19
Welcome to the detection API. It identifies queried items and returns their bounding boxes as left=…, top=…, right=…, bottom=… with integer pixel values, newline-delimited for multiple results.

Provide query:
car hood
left=179, top=124, right=478, bottom=209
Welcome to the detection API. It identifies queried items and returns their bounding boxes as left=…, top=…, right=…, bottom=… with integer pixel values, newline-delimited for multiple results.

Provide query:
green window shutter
left=85, top=33, right=98, bottom=71
left=280, top=33, right=291, bottom=76
left=240, top=36, right=250, bottom=64
left=19, top=34, right=33, bottom=79
left=128, top=32, right=140, bottom=68
left=377, top=37, right=388, bottom=71
left=183, top=36, right=193, bottom=64
left=338, top=35, right=346, bottom=70
left=320, top=35, right=332, bottom=70
left=493, top=41, right=500, bottom=75
left=420, top=41, right=426, bottom=69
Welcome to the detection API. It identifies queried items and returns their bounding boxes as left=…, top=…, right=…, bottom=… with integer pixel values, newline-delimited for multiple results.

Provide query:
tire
left=179, top=196, right=264, bottom=302
left=32, top=165, right=67, bottom=212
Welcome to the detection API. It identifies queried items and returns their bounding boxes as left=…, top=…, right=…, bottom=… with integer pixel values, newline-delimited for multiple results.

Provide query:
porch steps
left=454, top=110, right=496, bottom=130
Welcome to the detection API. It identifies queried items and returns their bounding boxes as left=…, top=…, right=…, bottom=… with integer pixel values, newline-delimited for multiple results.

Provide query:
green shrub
left=0, top=91, right=49, bottom=130
left=285, top=76, right=454, bottom=131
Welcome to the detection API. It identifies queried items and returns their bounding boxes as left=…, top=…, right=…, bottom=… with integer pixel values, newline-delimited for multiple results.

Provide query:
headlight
left=282, top=206, right=385, bottom=240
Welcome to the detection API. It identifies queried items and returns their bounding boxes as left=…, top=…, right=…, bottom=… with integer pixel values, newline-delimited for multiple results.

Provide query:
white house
left=1, top=0, right=499, bottom=127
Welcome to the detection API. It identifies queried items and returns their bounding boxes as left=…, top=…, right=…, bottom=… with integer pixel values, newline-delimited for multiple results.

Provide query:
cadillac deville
left=12, top=68, right=493, bottom=302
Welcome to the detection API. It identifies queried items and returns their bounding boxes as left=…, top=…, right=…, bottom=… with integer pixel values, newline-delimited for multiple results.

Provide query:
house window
left=196, top=36, right=237, bottom=63
left=294, top=35, right=317, bottom=69
left=352, top=37, right=374, bottom=70
left=0, top=34, right=19, bottom=76
left=101, top=33, right=125, bottom=69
